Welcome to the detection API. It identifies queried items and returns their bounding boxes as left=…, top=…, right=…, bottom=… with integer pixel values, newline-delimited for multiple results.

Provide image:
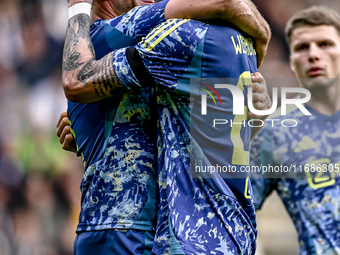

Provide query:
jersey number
left=306, top=158, right=335, bottom=189
left=231, top=71, right=251, bottom=165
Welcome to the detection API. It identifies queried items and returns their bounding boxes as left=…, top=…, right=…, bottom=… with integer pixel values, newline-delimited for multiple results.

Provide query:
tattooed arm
left=62, top=3, right=126, bottom=103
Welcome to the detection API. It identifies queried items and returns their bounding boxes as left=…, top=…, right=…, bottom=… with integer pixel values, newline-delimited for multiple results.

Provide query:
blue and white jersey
left=114, top=19, right=258, bottom=254
left=250, top=105, right=340, bottom=255
left=67, top=0, right=169, bottom=235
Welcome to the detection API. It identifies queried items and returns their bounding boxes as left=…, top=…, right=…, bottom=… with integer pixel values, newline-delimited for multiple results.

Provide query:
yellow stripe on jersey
left=68, top=119, right=79, bottom=152
left=146, top=19, right=189, bottom=52
left=231, top=106, right=250, bottom=165
left=302, top=135, right=317, bottom=149
left=142, top=19, right=178, bottom=48
left=68, top=119, right=76, bottom=138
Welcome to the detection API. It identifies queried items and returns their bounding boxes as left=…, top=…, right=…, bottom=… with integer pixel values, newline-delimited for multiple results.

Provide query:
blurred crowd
left=0, top=0, right=338, bottom=254
left=0, top=0, right=82, bottom=254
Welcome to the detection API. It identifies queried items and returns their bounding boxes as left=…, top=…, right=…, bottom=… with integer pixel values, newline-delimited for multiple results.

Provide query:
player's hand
left=56, top=111, right=77, bottom=153
left=247, top=72, right=271, bottom=119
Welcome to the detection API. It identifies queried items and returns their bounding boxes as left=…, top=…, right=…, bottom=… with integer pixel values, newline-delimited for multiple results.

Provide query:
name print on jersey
left=231, top=35, right=257, bottom=56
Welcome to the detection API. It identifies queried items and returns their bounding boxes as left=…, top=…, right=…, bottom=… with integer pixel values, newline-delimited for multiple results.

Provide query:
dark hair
left=285, top=5, right=340, bottom=44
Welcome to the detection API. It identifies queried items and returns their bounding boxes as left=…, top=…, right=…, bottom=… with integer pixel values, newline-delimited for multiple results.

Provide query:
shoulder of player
left=97, top=2, right=169, bottom=35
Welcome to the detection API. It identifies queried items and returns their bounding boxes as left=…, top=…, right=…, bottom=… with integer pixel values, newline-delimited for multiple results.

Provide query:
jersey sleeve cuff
left=112, top=48, right=142, bottom=91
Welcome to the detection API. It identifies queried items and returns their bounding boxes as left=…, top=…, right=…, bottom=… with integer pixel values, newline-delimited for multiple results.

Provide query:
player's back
left=132, top=19, right=258, bottom=254
left=136, top=19, right=257, bottom=210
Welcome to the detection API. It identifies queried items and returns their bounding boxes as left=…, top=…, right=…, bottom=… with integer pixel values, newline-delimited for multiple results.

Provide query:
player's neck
left=306, top=85, right=340, bottom=116
left=91, top=2, right=119, bottom=23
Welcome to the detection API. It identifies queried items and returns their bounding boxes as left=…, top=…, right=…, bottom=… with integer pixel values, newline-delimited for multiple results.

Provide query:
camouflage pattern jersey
left=67, top=0, right=169, bottom=238
left=113, top=19, right=259, bottom=254
left=250, top=104, right=340, bottom=255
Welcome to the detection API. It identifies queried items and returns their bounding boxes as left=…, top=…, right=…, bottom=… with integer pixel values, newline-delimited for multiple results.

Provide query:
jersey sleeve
left=112, top=19, right=208, bottom=92
left=250, top=125, right=278, bottom=210
left=97, top=0, right=170, bottom=41
left=90, top=0, right=170, bottom=59
left=113, top=0, right=170, bottom=38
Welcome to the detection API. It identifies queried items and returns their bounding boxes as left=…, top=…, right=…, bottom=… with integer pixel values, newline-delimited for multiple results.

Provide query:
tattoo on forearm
left=63, top=13, right=123, bottom=100
left=77, top=53, right=124, bottom=98
left=63, top=14, right=91, bottom=72
left=78, top=60, right=95, bottom=81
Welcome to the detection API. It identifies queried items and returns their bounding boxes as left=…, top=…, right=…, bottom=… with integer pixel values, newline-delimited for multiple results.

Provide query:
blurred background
left=0, top=0, right=339, bottom=254
left=0, top=0, right=83, bottom=254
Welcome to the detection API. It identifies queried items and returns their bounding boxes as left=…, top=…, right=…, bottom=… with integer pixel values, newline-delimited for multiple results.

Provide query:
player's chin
left=138, top=0, right=155, bottom=5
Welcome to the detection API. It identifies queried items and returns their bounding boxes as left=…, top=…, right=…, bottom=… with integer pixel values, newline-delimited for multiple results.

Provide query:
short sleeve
left=108, top=0, right=170, bottom=39
left=90, top=0, right=170, bottom=59
left=112, top=19, right=208, bottom=92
